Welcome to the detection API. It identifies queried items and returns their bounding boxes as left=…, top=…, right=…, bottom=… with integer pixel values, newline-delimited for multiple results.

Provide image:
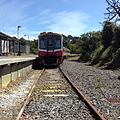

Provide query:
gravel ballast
left=0, top=70, right=42, bottom=120
left=24, top=69, right=95, bottom=120
left=60, top=60, right=120, bottom=120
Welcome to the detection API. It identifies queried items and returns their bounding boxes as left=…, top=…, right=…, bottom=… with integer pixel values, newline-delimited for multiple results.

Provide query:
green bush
left=78, top=52, right=91, bottom=62
left=69, top=44, right=77, bottom=53
left=91, top=45, right=104, bottom=65
left=107, top=48, right=120, bottom=68
left=98, top=46, right=113, bottom=66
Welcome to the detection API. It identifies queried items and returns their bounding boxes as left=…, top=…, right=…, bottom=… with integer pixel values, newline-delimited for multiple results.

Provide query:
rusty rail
left=59, top=67, right=106, bottom=120
left=16, top=69, right=45, bottom=120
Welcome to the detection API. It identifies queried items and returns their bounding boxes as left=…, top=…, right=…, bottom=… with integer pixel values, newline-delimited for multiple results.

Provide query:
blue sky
left=0, top=0, right=107, bottom=40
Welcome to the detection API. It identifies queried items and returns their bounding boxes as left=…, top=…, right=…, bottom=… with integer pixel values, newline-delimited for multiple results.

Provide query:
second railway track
left=17, top=67, right=106, bottom=120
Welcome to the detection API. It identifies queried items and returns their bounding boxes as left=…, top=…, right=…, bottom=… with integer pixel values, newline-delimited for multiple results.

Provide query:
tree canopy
left=105, top=0, right=120, bottom=22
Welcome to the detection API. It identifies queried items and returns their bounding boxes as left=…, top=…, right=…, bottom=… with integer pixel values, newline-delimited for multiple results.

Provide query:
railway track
left=16, top=67, right=106, bottom=120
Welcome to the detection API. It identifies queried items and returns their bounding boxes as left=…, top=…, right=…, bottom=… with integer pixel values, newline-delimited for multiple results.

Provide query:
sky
left=0, top=0, right=107, bottom=40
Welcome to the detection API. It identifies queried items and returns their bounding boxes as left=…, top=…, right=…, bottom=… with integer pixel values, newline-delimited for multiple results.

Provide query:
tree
left=63, top=35, right=70, bottom=49
left=105, top=0, right=120, bottom=22
left=29, top=39, right=38, bottom=54
left=112, top=25, right=120, bottom=51
left=19, top=37, right=26, bottom=45
left=102, top=21, right=115, bottom=48
left=75, top=31, right=102, bottom=62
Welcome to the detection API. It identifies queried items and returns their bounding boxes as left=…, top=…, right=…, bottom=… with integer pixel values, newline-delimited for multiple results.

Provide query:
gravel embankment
left=24, top=69, right=95, bottom=120
left=0, top=70, right=42, bottom=120
left=60, top=60, right=120, bottom=120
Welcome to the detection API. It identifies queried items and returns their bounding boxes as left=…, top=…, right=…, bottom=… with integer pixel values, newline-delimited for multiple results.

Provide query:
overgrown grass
left=97, top=46, right=113, bottom=67
left=91, top=45, right=104, bottom=65
left=107, top=48, right=120, bottom=68
left=78, top=52, right=91, bottom=62
left=95, top=78, right=104, bottom=89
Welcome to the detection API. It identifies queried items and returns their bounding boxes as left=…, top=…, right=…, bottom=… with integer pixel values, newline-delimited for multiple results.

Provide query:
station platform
left=0, top=57, right=36, bottom=66
left=0, top=55, right=36, bottom=88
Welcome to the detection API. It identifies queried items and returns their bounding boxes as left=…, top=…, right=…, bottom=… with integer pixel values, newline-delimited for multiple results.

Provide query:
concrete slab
left=0, top=57, right=35, bottom=66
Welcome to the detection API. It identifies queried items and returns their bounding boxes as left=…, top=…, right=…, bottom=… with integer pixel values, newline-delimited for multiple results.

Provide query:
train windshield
left=40, top=38, right=47, bottom=49
left=54, top=38, right=61, bottom=49
left=39, top=36, right=61, bottom=50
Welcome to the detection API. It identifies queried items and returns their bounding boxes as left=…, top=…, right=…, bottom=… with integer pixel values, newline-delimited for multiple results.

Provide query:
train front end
left=38, top=32, right=64, bottom=66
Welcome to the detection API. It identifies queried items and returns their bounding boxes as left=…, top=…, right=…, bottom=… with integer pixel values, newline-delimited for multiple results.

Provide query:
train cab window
left=54, top=38, right=61, bottom=49
left=39, top=38, right=46, bottom=49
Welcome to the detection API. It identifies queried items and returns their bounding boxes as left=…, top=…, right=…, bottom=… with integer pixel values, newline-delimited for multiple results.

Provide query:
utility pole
left=17, top=25, right=21, bottom=56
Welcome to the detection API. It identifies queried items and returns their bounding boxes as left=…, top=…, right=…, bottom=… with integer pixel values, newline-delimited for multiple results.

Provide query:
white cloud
left=0, top=0, right=37, bottom=39
left=45, top=11, right=90, bottom=36
left=0, top=1, right=90, bottom=39
left=0, top=0, right=34, bottom=27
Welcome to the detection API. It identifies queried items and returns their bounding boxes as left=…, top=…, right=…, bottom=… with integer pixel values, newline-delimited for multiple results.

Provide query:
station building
left=0, top=32, right=30, bottom=56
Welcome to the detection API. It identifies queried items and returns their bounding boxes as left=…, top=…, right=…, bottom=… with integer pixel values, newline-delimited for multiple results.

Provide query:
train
left=34, top=32, right=64, bottom=67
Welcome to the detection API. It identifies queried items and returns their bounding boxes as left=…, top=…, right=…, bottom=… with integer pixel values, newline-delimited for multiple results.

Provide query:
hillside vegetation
left=65, top=21, right=120, bottom=69
left=25, top=20, right=120, bottom=69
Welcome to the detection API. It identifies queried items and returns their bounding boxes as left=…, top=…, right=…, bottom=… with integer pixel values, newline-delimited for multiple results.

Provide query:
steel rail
left=16, top=69, right=45, bottom=120
left=59, top=67, right=106, bottom=120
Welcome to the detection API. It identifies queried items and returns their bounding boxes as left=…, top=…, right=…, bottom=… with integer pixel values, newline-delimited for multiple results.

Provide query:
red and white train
left=37, top=32, right=64, bottom=66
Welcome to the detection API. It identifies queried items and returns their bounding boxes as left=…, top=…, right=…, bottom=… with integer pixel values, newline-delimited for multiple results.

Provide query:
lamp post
left=17, top=25, right=21, bottom=56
